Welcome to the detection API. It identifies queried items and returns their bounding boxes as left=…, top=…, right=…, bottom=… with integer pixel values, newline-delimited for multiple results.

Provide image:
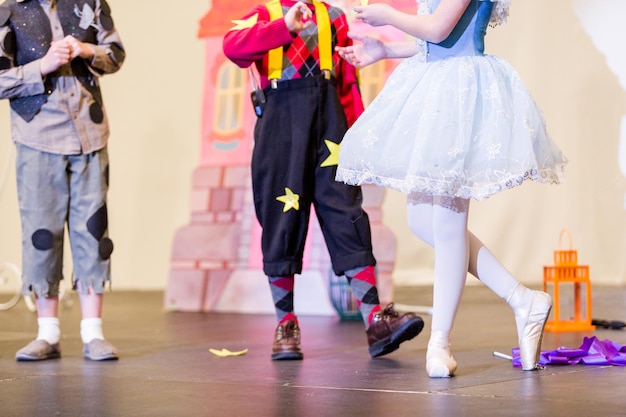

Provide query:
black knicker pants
left=252, top=74, right=376, bottom=277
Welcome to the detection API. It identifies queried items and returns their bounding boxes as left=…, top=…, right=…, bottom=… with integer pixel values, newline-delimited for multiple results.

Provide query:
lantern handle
left=558, top=228, right=572, bottom=250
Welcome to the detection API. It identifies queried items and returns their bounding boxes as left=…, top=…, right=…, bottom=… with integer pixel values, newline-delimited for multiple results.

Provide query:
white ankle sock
left=37, top=317, right=61, bottom=345
left=81, top=318, right=104, bottom=344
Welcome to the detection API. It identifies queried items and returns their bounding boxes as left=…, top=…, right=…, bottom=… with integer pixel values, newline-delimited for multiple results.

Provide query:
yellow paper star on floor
left=209, top=348, right=249, bottom=357
left=320, top=139, right=340, bottom=167
left=276, top=187, right=300, bottom=212
left=229, top=14, right=258, bottom=31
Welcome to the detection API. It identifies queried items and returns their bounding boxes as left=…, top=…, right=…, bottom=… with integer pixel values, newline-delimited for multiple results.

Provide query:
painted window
left=214, top=62, right=245, bottom=133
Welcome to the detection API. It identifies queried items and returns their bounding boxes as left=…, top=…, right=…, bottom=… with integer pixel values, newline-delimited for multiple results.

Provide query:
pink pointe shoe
left=425, top=331, right=457, bottom=378
left=516, top=291, right=552, bottom=370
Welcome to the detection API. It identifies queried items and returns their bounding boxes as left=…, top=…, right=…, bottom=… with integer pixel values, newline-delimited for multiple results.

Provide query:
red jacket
left=222, top=0, right=364, bottom=126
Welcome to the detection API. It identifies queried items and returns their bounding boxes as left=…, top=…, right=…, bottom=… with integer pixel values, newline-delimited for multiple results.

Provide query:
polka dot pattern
left=89, top=102, right=104, bottom=124
left=86, top=204, right=108, bottom=241
left=31, top=229, right=54, bottom=250
left=0, top=56, right=10, bottom=70
left=98, top=237, right=114, bottom=260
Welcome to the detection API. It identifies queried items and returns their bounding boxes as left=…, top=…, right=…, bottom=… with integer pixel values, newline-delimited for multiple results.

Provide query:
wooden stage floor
left=1, top=285, right=625, bottom=416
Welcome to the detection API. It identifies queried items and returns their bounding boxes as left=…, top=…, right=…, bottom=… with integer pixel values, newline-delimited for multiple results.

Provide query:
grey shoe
left=16, top=339, right=61, bottom=361
left=84, top=338, right=119, bottom=361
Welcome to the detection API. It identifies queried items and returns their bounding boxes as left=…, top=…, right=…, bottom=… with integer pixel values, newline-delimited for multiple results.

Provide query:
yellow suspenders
left=266, top=0, right=333, bottom=84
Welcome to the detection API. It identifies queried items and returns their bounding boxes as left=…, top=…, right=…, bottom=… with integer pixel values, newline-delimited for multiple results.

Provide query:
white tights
left=408, top=201, right=469, bottom=333
left=407, top=199, right=534, bottom=376
left=407, top=201, right=528, bottom=331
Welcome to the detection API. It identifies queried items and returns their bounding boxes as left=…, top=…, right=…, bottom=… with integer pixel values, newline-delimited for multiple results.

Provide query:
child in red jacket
left=223, top=0, right=424, bottom=360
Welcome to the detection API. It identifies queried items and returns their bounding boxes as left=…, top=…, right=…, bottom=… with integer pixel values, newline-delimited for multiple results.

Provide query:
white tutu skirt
left=336, top=53, right=567, bottom=201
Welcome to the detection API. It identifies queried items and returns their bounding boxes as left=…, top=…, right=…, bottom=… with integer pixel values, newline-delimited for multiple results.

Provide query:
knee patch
left=98, top=237, right=114, bottom=260
left=31, top=229, right=54, bottom=250
left=87, top=205, right=114, bottom=260
left=87, top=204, right=108, bottom=241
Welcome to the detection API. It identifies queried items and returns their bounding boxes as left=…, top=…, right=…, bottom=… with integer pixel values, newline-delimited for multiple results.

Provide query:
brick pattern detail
left=166, top=163, right=397, bottom=311
left=165, top=165, right=250, bottom=311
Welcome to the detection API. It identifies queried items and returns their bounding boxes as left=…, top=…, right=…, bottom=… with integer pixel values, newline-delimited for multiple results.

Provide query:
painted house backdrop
left=165, top=0, right=419, bottom=314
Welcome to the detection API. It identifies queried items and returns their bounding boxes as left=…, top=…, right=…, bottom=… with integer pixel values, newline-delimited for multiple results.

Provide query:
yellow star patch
left=320, top=139, right=340, bottom=167
left=276, top=188, right=300, bottom=212
left=229, top=14, right=258, bottom=31
left=209, top=348, right=248, bottom=357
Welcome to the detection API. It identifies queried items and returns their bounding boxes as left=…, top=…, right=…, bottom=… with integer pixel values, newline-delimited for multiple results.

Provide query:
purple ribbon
left=511, top=336, right=626, bottom=367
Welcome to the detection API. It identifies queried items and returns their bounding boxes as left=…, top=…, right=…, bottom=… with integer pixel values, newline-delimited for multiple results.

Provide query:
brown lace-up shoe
left=366, top=303, right=424, bottom=358
left=271, top=319, right=303, bottom=360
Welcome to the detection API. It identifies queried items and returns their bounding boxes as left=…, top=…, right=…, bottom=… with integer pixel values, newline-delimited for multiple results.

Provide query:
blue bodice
left=427, top=0, right=493, bottom=62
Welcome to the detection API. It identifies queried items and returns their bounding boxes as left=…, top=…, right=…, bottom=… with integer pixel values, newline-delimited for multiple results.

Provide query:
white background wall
left=1, top=0, right=625, bottom=292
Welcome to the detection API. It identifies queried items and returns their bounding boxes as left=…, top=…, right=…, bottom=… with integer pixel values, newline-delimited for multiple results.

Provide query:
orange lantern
left=542, top=229, right=595, bottom=332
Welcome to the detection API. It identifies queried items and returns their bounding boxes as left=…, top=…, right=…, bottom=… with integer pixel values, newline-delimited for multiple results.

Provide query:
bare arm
left=383, top=42, right=421, bottom=59
left=335, top=32, right=420, bottom=68
left=354, top=0, right=470, bottom=43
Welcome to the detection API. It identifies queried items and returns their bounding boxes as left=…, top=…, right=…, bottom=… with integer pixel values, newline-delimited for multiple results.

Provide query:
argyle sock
left=268, top=275, right=296, bottom=324
left=37, top=317, right=61, bottom=345
left=345, top=265, right=381, bottom=326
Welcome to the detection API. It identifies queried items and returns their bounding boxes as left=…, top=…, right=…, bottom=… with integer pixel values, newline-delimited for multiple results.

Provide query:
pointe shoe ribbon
left=511, top=336, right=626, bottom=367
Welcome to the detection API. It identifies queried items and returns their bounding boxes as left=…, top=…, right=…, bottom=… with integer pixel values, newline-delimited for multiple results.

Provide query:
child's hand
left=336, top=32, right=386, bottom=68
left=39, top=40, right=72, bottom=76
left=64, top=35, right=96, bottom=60
left=353, top=3, right=393, bottom=27
left=284, top=1, right=313, bottom=33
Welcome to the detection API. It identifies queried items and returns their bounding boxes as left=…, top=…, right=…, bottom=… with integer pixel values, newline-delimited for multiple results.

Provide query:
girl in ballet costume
left=335, top=0, right=567, bottom=377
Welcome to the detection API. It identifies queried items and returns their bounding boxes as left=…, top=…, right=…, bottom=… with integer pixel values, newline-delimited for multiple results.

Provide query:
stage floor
left=1, top=285, right=625, bottom=416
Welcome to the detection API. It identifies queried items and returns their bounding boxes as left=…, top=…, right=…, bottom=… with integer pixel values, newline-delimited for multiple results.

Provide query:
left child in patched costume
left=0, top=0, right=125, bottom=361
